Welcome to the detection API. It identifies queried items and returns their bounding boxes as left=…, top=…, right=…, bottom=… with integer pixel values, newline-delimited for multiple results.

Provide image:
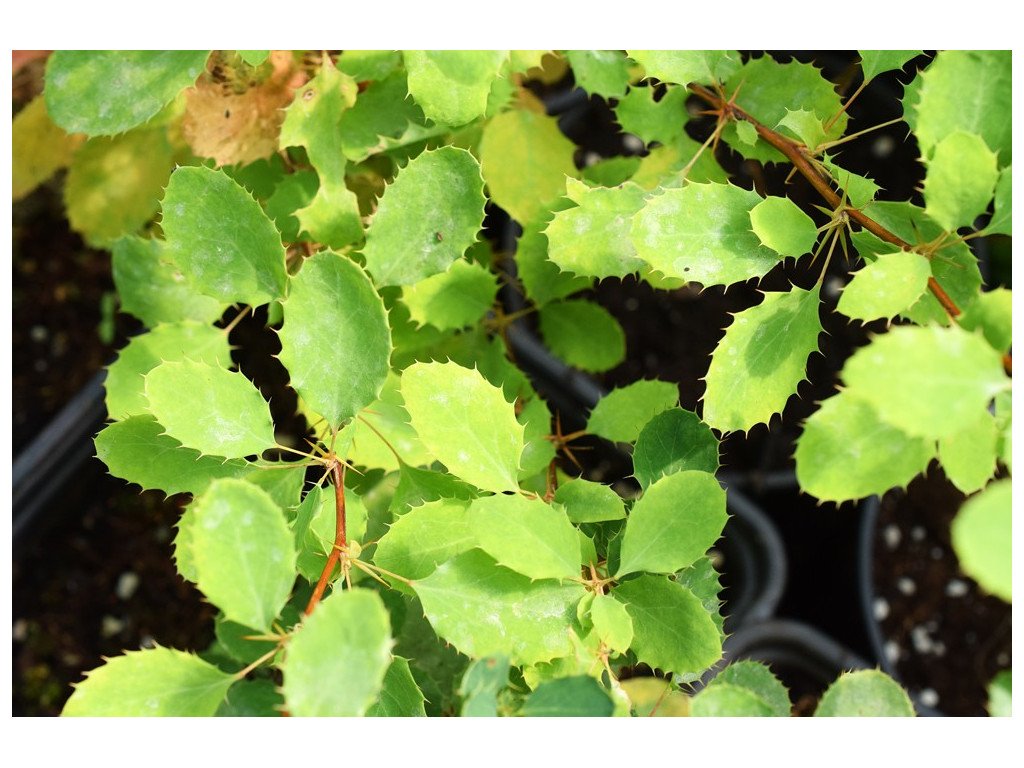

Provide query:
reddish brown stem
left=304, top=462, right=347, bottom=616
left=689, top=83, right=962, bottom=320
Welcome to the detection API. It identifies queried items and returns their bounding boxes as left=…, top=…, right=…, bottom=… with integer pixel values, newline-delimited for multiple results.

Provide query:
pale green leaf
left=702, top=285, right=822, bottom=433
left=612, top=575, right=722, bottom=678
left=401, top=361, right=524, bottom=492
left=161, top=165, right=288, bottom=306
left=749, top=195, right=819, bottom=257
left=401, top=259, right=498, bottom=331
left=627, top=50, right=741, bottom=87
left=521, top=676, right=616, bottom=717
left=777, top=108, right=827, bottom=151
left=95, top=415, right=250, bottom=496
left=279, top=57, right=363, bottom=248
left=367, top=657, right=427, bottom=717
left=403, top=50, right=507, bottom=126
left=62, top=647, right=234, bottom=716
left=988, top=671, right=1012, bottom=717
left=538, top=299, right=625, bottom=373
left=336, top=50, right=403, bottom=82
left=479, top=106, right=578, bottom=225
left=859, top=50, right=921, bottom=83
left=632, top=182, right=783, bottom=287
left=938, top=411, right=999, bottom=495
left=65, top=129, right=173, bottom=247
left=545, top=178, right=649, bottom=278
left=614, top=84, right=690, bottom=146
left=413, top=550, right=586, bottom=666
left=340, top=374, right=432, bottom=473
left=905, top=50, right=1011, bottom=167
left=264, top=169, right=319, bottom=243
left=632, top=408, right=720, bottom=490
left=189, top=478, right=295, bottom=632
left=565, top=50, right=632, bottom=99
left=469, top=494, right=581, bottom=581
left=984, top=165, right=1011, bottom=236
left=515, top=213, right=592, bottom=306
left=616, top=470, right=727, bottom=577
left=631, top=133, right=729, bottom=189
left=282, top=589, right=393, bottom=717
left=620, top=678, right=690, bottom=716
left=553, top=478, right=626, bottom=523
left=924, top=130, right=1000, bottom=231
left=995, top=391, right=1012, bottom=472
left=235, top=50, right=269, bottom=66
left=278, top=251, right=391, bottom=427
left=951, top=480, right=1012, bottom=602
left=836, top=252, right=932, bottom=323
left=338, top=71, right=426, bottom=162
left=516, top=395, right=557, bottom=481
left=243, top=462, right=307, bottom=511
left=692, top=660, right=790, bottom=717
left=959, top=287, right=1012, bottom=353
left=460, top=655, right=511, bottom=717
left=295, top=486, right=368, bottom=582
left=45, top=50, right=210, bottom=136
left=105, top=322, right=231, bottom=420
left=373, top=498, right=476, bottom=581
left=814, top=670, right=915, bottom=717
left=590, top=593, right=633, bottom=654
left=841, top=324, right=1009, bottom=439
left=822, top=156, right=881, bottom=208
left=144, top=359, right=276, bottom=458
left=587, top=379, right=680, bottom=444
left=111, top=236, right=226, bottom=328
left=794, top=392, right=936, bottom=503
left=389, top=464, right=478, bottom=515
left=362, top=146, right=486, bottom=287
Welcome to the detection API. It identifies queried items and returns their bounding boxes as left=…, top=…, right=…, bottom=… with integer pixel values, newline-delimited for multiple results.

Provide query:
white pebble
left=911, top=625, right=934, bottom=654
left=101, top=615, right=125, bottom=638
left=911, top=526, right=926, bottom=541
left=897, top=577, right=917, bottom=596
left=884, top=640, right=901, bottom=664
left=946, top=579, right=969, bottom=597
left=883, top=524, right=901, bottom=550
left=116, top=571, right=140, bottom=600
left=919, top=688, right=940, bottom=708
left=873, top=597, right=890, bottom=621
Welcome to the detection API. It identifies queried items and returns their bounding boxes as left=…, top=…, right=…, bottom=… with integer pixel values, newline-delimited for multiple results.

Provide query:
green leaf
left=924, top=130, right=1000, bottom=231
left=951, top=480, right=1012, bottom=602
left=749, top=196, right=819, bottom=257
left=987, top=670, right=1012, bottom=717
left=243, top=462, right=307, bottom=511
left=794, top=392, right=936, bottom=503
left=401, top=259, right=498, bottom=331
left=722, top=56, right=847, bottom=164
left=702, top=285, right=822, bottom=433
left=282, top=588, right=393, bottom=717
left=612, top=575, right=722, bottom=678
left=814, top=669, right=915, bottom=717
left=777, top=108, right=827, bottom=151
left=295, top=486, right=368, bottom=582
left=340, top=373, right=431, bottom=473
left=216, top=678, right=284, bottom=717
left=95, top=415, right=250, bottom=496
left=984, top=165, right=1012, bottom=236
left=589, top=593, right=634, bottom=654
left=521, top=675, right=616, bottom=717
left=373, top=499, right=476, bottom=581
left=403, top=50, right=507, bottom=126
left=111, top=236, right=226, bottom=328
left=459, top=655, right=511, bottom=717
left=587, top=379, right=680, bottom=444
left=620, top=678, right=690, bottom=716
left=841, top=324, right=1009, bottom=439
left=413, top=550, right=586, bottom=666
left=632, top=408, right=720, bottom=490
left=515, top=214, right=592, bottom=307
left=616, top=470, right=727, bottom=578
left=468, top=494, right=581, bottom=581
left=517, top=395, right=557, bottom=481
left=62, top=647, right=234, bottom=716
left=553, top=478, right=626, bottom=523
left=161, top=165, right=288, bottom=307
left=105, top=322, right=232, bottom=420
left=188, top=478, right=295, bottom=632
left=265, top=169, right=319, bottom=243
left=614, top=84, right=690, bottom=146
left=995, top=390, right=1012, bottom=473
left=479, top=106, right=578, bottom=225
left=836, top=252, right=932, bottom=323
left=859, top=50, right=921, bottom=83
left=905, top=50, right=1011, bottom=167
left=279, top=57, right=363, bottom=248
left=45, top=50, right=210, bottom=136
left=692, top=660, right=790, bottom=717
left=401, top=361, right=524, bottom=492
left=959, top=287, right=1012, bottom=354
left=632, top=182, right=783, bottom=287
left=565, top=50, right=632, bottom=99
left=144, top=359, right=276, bottom=459
left=336, top=50, right=403, bottom=82
left=367, top=657, right=427, bottom=717
left=545, top=178, right=649, bottom=279
left=65, top=129, right=173, bottom=247
left=627, top=50, right=741, bottom=87
left=338, top=71, right=426, bottom=162
left=823, top=156, right=881, bottom=208
left=278, top=251, right=391, bottom=428
left=390, top=464, right=478, bottom=515
left=538, top=299, right=625, bottom=373
left=938, top=411, right=999, bottom=495
left=362, top=146, right=486, bottom=287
